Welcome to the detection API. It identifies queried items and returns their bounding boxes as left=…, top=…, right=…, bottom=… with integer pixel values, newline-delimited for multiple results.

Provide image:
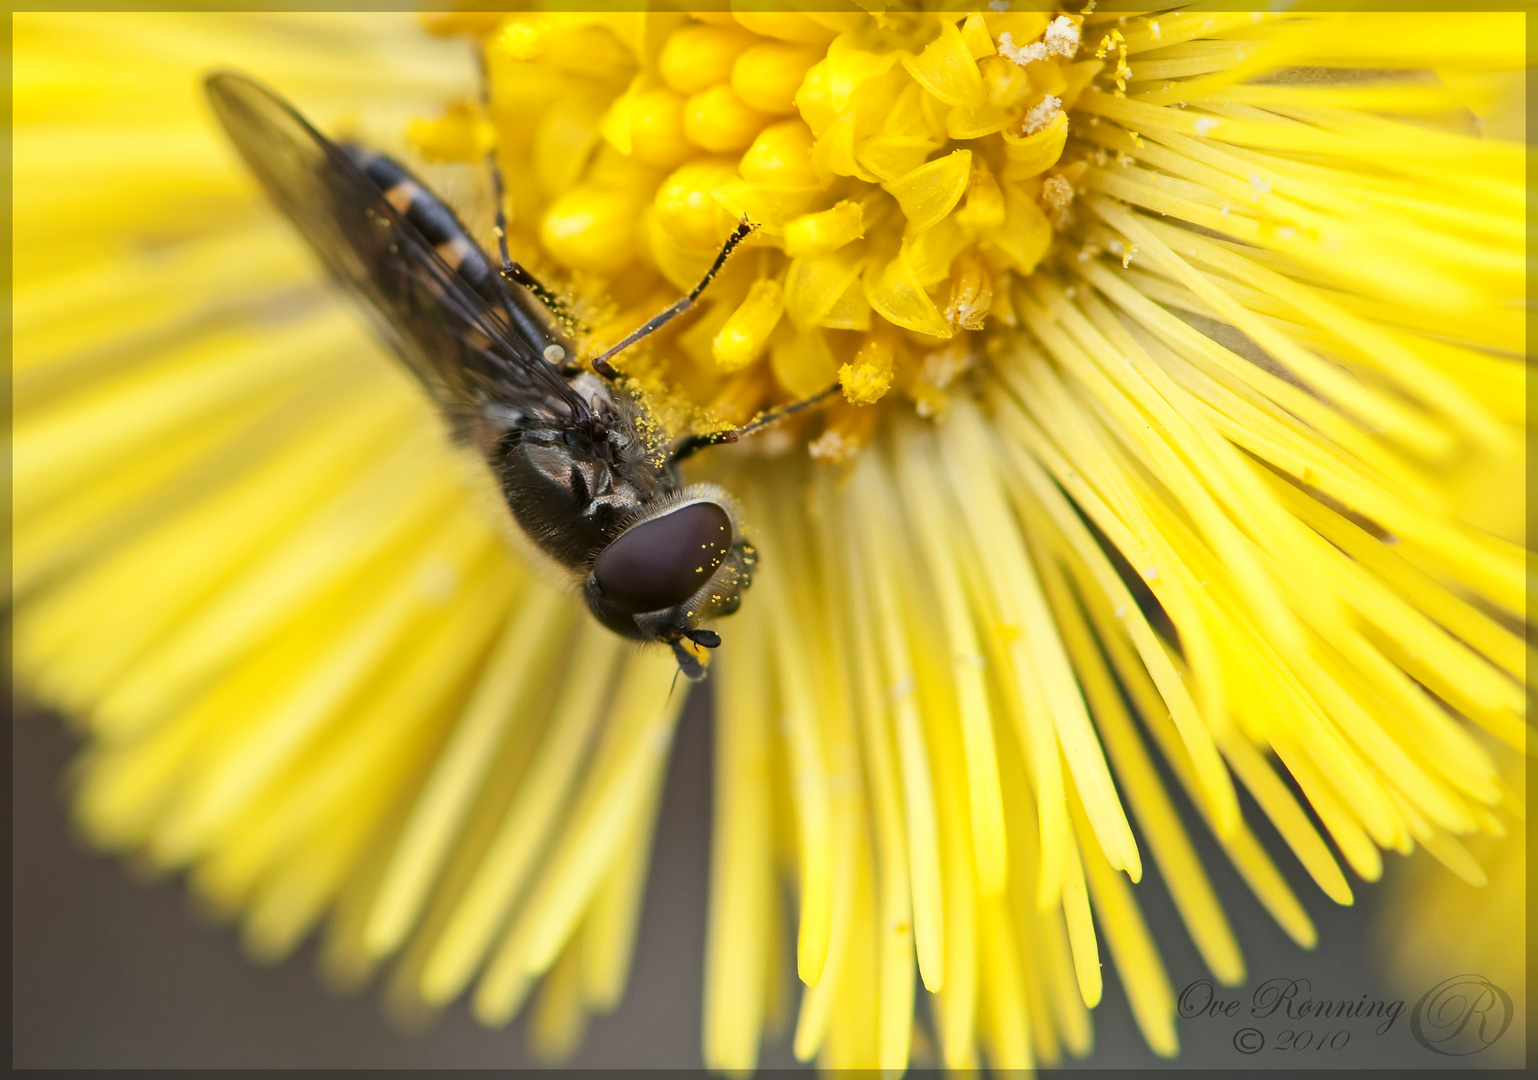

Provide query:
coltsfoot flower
left=13, top=8, right=1528, bottom=1072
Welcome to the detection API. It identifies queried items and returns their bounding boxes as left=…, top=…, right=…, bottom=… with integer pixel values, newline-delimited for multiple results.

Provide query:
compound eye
left=592, top=502, right=733, bottom=615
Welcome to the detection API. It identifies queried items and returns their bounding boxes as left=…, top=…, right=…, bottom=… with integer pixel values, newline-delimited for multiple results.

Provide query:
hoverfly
left=205, top=72, right=824, bottom=679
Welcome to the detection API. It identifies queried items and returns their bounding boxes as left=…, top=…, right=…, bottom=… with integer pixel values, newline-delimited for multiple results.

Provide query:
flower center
left=416, top=9, right=1095, bottom=461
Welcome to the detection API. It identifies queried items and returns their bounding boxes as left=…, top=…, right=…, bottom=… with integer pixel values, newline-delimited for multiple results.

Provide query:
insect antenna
left=589, top=217, right=758, bottom=380
left=475, top=49, right=585, bottom=336
left=670, top=383, right=841, bottom=464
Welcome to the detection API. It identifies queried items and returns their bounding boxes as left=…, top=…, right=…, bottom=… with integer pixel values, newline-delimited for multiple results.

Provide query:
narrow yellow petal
left=365, top=587, right=570, bottom=957
left=422, top=628, right=621, bottom=1006
left=703, top=604, right=773, bottom=1074
left=1059, top=826, right=1101, bottom=1009
left=895, top=430, right=1009, bottom=898
left=482, top=650, right=681, bottom=994
left=941, top=401, right=1141, bottom=881
left=847, top=455, right=946, bottom=994
left=1070, top=785, right=1178, bottom=1057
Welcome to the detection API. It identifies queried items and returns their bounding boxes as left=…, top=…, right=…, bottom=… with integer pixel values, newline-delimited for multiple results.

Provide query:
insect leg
left=670, top=638, right=708, bottom=681
left=476, top=50, right=584, bottom=333
left=590, top=217, right=757, bottom=379
left=670, top=382, right=840, bottom=463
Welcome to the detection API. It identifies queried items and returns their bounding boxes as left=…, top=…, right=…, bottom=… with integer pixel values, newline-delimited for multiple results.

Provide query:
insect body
left=204, top=72, right=753, bottom=678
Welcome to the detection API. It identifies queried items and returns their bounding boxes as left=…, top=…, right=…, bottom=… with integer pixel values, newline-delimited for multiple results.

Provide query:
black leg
left=670, top=382, right=841, bottom=464
left=590, top=217, right=757, bottom=379
left=670, top=639, right=708, bottom=681
left=476, top=49, right=583, bottom=331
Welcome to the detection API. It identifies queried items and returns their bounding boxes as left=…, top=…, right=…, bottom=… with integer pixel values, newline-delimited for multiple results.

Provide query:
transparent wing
left=204, top=71, right=590, bottom=431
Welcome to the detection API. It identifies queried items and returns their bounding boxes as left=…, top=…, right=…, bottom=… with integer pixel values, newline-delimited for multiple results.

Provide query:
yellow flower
left=13, top=8, right=1528, bottom=1071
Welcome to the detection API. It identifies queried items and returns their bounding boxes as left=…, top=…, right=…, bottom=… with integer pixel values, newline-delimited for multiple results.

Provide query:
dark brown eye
left=591, top=502, right=733, bottom=614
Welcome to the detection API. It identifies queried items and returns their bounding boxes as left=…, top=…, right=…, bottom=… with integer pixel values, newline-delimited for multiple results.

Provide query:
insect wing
left=203, top=71, right=589, bottom=431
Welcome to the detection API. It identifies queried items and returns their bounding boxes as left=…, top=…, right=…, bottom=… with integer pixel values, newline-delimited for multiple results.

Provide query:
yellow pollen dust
left=415, top=9, right=1099, bottom=459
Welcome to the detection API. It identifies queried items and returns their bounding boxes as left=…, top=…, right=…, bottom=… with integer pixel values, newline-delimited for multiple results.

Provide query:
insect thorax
left=486, top=407, right=675, bottom=574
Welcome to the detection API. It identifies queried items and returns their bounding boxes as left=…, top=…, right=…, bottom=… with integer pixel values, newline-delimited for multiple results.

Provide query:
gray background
left=12, top=690, right=1519, bottom=1070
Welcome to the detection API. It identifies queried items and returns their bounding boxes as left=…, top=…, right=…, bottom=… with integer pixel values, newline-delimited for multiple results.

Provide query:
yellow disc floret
left=416, top=10, right=1098, bottom=455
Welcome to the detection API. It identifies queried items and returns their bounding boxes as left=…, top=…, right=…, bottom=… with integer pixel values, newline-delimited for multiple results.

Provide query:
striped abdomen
left=341, top=144, right=564, bottom=355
